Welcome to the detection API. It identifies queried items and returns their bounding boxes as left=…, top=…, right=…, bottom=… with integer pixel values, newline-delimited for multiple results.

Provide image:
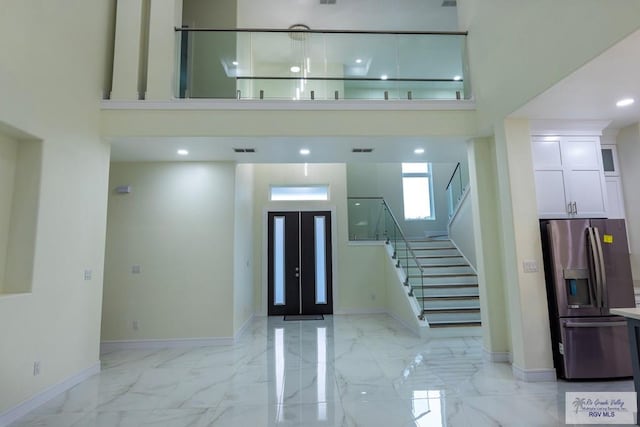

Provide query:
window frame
left=401, top=163, right=435, bottom=221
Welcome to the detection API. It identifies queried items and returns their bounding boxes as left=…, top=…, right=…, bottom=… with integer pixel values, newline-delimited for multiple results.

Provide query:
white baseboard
left=512, top=364, right=557, bottom=382
left=333, top=307, right=387, bottom=315
left=0, top=362, right=100, bottom=427
left=100, top=336, right=234, bottom=353
left=387, top=310, right=421, bottom=337
left=233, top=314, right=254, bottom=342
left=483, top=347, right=512, bottom=363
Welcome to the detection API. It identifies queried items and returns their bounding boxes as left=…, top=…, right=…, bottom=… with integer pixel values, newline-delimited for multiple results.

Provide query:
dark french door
left=267, top=211, right=333, bottom=315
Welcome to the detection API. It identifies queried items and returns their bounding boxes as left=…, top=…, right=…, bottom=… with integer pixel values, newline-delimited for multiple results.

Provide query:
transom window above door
left=270, top=185, right=329, bottom=201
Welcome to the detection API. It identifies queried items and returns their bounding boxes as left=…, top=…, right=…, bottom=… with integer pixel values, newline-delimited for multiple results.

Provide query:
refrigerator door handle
left=564, top=321, right=627, bottom=328
left=587, top=227, right=602, bottom=307
left=593, top=226, right=608, bottom=308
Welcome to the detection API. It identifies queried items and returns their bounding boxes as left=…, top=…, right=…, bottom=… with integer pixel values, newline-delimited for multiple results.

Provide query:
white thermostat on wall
left=115, top=185, right=132, bottom=194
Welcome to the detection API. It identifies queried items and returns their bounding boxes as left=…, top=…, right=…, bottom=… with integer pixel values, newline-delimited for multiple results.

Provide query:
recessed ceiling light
left=300, top=148, right=310, bottom=155
left=290, top=66, right=301, bottom=73
left=380, top=74, right=388, bottom=80
left=414, top=148, right=425, bottom=154
left=616, top=98, right=635, bottom=107
left=177, top=149, right=189, bottom=156
left=453, top=75, right=462, bottom=81
left=232, top=61, right=238, bottom=66
left=355, top=58, right=363, bottom=64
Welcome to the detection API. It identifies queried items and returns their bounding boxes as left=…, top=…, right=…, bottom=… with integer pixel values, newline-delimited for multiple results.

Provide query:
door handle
left=573, top=202, right=578, bottom=215
left=567, top=202, right=573, bottom=215
left=587, top=227, right=602, bottom=307
left=592, top=226, right=608, bottom=308
left=564, top=321, right=627, bottom=328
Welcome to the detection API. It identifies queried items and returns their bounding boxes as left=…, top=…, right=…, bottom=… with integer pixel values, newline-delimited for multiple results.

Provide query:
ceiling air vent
left=233, top=148, right=256, bottom=153
left=320, top=0, right=336, bottom=4
left=352, top=148, right=374, bottom=153
left=442, top=0, right=456, bottom=6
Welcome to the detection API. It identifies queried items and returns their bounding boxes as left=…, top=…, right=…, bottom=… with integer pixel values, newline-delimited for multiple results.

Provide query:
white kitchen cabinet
left=605, top=176, right=626, bottom=219
left=532, top=136, right=608, bottom=218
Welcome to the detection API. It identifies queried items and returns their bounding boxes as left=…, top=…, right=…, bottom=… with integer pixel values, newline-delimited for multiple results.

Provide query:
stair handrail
left=380, top=199, right=425, bottom=276
left=380, top=199, right=426, bottom=320
left=445, top=162, right=461, bottom=191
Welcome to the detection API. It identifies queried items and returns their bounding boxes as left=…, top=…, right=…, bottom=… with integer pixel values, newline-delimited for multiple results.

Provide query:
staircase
left=397, top=238, right=481, bottom=328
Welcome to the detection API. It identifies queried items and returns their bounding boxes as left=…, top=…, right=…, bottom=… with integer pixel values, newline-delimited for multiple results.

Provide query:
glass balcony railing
left=175, top=28, right=470, bottom=101
left=446, top=162, right=469, bottom=218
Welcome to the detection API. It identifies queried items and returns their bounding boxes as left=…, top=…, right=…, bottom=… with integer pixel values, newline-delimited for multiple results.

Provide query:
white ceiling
left=512, top=29, right=640, bottom=130
left=108, top=136, right=468, bottom=163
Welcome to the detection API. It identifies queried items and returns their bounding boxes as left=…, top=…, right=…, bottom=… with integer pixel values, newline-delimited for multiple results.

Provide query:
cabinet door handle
left=573, top=201, right=578, bottom=215
left=567, top=202, right=573, bottom=215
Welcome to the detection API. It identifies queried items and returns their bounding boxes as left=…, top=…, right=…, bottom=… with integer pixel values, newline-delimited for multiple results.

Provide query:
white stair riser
left=422, top=299, right=480, bottom=309
left=416, top=288, right=479, bottom=297
left=409, top=276, right=477, bottom=285
left=426, top=312, right=481, bottom=322
left=406, top=266, right=475, bottom=275
left=410, top=242, right=456, bottom=249
left=395, top=248, right=460, bottom=257
left=418, top=258, right=465, bottom=266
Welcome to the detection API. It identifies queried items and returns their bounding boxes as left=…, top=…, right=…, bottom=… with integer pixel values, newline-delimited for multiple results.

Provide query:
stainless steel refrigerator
left=540, top=219, right=635, bottom=379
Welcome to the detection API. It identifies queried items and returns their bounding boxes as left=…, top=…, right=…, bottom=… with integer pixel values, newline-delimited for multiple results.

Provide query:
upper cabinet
left=532, top=136, right=608, bottom=219
left=601, top=144, right=620, bottom=176
left=601, top=144, right=626, bottom=219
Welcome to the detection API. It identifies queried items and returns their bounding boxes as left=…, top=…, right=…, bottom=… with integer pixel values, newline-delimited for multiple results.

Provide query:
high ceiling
left=511, top=29, right=640, bottom=130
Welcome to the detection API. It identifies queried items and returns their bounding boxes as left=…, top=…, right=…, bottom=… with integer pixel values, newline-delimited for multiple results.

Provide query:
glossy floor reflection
left=10, top=314, right=634, bottom=426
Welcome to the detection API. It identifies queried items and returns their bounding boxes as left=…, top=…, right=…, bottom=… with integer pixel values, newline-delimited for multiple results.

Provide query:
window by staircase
left=402, top=163, right=434, bottom=221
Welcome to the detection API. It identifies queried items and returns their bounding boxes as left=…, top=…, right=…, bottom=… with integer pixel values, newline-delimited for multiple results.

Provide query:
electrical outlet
left=132, top=265, right=141, bottom=274
left=84, top=269, right=92, bottom=281
left=33, top=361, right=40, bottom=376
left=523, top=259, right=539, bottom=273
left=132, top=320, right=139, bottom=331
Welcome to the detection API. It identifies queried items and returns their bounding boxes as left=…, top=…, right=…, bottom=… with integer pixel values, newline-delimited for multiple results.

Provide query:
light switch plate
left=523, top=259, right=539, bottom=273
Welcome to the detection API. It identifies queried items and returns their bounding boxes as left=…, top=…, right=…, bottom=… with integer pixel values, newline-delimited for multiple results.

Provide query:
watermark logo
left=566, top=392, right=637, bottom=424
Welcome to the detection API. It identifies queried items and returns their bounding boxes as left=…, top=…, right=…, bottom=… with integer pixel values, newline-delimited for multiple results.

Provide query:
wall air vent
left=442, top=0, right=456, bottom=6
left=233, top=148, right=256, bottom=153
left=352, top=148, right=374, bottom=153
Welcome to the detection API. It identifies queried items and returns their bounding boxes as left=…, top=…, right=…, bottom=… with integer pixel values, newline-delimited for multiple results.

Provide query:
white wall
left=0, top=0, right=114, bottom=414
left=3, top=138, right=42, bottom=295
left=0, top=135, right=17, bottom=293
left=617, top=123, right=640, bottom=280
left=493, top=119, right=553, bottom=377
left=233, top=164, right=255, bottom=333
left=448, top=190, right=475, bottom=269
left=346, top=163, right=456, bottom=239
left=237, top=0, right=458, bottom=31
left=252, top=163, right=387, bottom=314
left=468, top=137, right=510, bottom=358
left=102, top=162, right=237, bottom=341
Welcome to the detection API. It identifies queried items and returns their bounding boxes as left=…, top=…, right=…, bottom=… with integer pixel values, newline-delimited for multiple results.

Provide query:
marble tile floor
left=9, top=314, right=635, bottom=427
